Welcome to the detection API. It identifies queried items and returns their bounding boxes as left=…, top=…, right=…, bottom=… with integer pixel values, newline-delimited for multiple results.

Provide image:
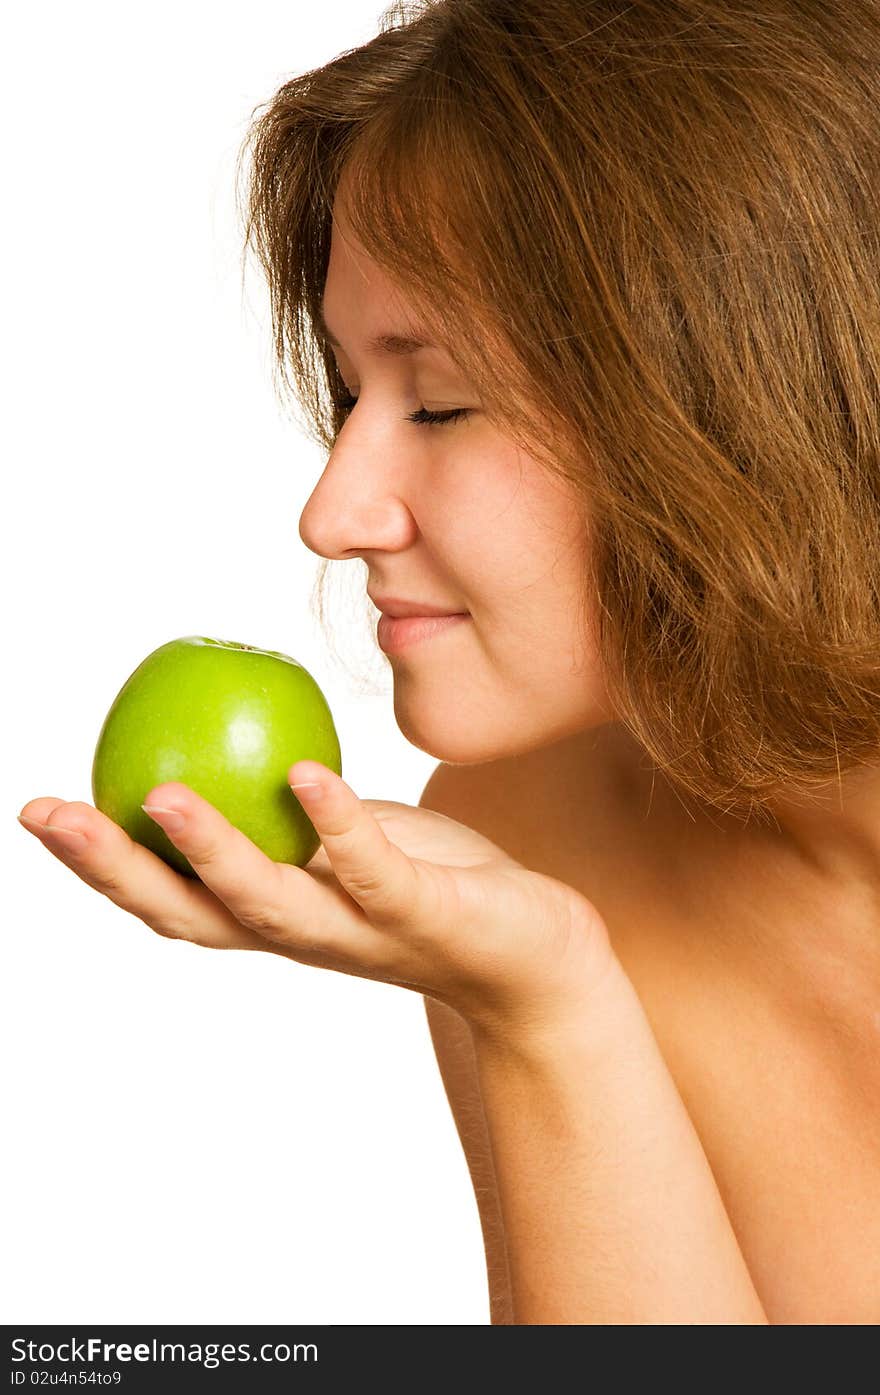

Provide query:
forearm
left=471, top=957, right=769, bottom=1325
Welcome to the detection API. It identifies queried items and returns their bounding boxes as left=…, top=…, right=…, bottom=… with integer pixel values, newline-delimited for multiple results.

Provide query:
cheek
left=389, top=616, right=612, bottom=766
left=470, top=507, right=589, bottom=623
left=421, top=441, right=591, bottom=620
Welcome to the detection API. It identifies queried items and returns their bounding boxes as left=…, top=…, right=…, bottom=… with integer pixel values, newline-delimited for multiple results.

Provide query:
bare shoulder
left=418, top=752, right=551, bottom=865
left=418, top=732, right=625, bottom=889
left=418, top=735, right=683, bottom=993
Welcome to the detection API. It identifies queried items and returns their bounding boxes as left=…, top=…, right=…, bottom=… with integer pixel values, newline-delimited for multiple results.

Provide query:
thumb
left=288, top=762, right=422, bottom=924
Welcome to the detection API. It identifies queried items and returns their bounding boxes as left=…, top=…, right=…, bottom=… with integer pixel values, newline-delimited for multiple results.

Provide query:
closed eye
left=335, top=393, right=471, bottom=427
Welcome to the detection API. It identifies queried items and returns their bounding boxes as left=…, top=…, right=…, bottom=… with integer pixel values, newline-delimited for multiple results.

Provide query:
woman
left=18, top=0, right=880, bottom=1323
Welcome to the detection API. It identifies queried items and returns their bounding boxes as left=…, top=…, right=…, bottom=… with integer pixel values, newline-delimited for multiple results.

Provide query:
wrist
left=467, top=939, right=633, bottom=1068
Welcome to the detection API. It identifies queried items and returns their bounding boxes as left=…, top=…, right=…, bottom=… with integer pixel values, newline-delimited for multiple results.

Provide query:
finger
left=18, top=797, right=265, bottom=951
left=287, top=761, right=426, bottom=928
left=142, top=771, right=426, bottom=936
left=141, top=781, right=298, bottom=937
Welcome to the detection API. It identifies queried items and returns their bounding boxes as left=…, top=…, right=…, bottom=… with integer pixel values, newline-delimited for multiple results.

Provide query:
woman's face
left=298, top=198, right=613, bottom=764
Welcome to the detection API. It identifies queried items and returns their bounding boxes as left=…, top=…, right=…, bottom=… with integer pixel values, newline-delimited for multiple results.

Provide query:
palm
left=306, top=799, right=516, bottom=876
left=292, top=799, right=531, bottom=982
left=298, top=800, right=599, bottom=1018
left=20, top=780, right=607, bottom=1032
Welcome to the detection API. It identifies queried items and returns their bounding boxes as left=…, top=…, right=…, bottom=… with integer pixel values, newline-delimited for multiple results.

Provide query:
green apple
left=91, top=636, right=342, bottom=878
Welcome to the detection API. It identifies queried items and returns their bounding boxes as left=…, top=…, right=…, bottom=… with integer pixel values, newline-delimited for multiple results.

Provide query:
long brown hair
left=237, top=0, right=880, bottom=827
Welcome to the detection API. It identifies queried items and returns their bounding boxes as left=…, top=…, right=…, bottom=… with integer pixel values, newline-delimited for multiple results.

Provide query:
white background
left=3, top=2, right=488, bottom=1324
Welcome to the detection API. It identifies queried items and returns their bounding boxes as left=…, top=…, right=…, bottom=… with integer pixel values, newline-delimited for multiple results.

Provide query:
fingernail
left=142, top=803, right=186, bottom=835
left=290, top=781, right=322, bottom=799
left=22, top=818, right=86, bottom=849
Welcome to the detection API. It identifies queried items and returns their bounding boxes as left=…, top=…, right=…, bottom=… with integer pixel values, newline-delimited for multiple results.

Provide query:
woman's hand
left=17, top=761, right=614, bottom=1041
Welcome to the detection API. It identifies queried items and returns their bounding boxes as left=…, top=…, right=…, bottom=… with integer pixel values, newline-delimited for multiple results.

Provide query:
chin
left=391, top=701, right=558, bottom=768
left=393, top=682, right=619, bottom=768
left=391, top=700, right=510, bottom=766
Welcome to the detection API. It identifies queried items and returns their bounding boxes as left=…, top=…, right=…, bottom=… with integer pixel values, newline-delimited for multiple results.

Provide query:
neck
left=601, top=723, right=880, bottom=1046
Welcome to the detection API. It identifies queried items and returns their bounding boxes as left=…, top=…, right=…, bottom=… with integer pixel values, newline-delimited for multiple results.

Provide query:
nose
left=298, top=421, right=418, bottom=561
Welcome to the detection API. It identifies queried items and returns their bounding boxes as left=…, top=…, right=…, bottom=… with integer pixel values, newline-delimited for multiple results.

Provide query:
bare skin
left=475, top=720, right=880, bottom=1324
left=303, top=190, right=880, bottom=1322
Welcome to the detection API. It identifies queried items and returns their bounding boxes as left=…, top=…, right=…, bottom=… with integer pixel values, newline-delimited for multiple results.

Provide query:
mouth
left=376, top=612, right=470, bottom=655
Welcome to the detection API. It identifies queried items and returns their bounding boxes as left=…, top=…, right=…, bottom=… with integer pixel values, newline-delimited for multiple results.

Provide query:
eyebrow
left=316, top=302, right=435, bottom=356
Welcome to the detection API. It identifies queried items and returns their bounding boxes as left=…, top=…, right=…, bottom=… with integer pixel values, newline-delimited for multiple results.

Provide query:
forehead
left=316, top=303, right=433, bottom=357
left=325, top=204, right=406, bottom=305
left=322, top=215, right=440, bottom=356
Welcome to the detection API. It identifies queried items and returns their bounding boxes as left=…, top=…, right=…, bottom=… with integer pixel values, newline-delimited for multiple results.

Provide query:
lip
left=376, top=612, right=470, bottom=655
left=369, top=594, right=466, bottom=618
